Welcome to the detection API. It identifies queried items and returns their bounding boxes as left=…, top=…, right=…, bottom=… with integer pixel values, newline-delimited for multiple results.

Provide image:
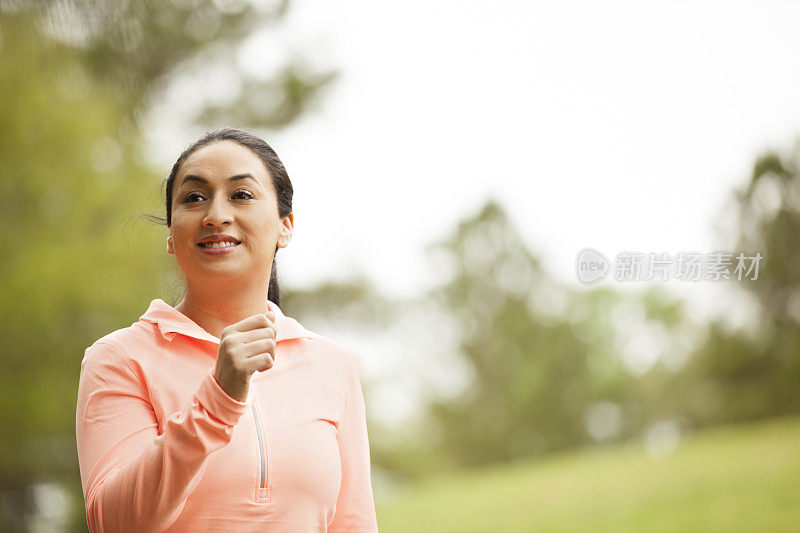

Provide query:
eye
left=182, top=192, right=205, bottom=203
left=233, top=190, right=254, bottom=200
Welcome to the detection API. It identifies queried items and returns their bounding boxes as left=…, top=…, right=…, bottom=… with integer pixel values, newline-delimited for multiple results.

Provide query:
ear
left=167, top=234, right=174, bottom=255
left=278, top=213, right=294, bottom=249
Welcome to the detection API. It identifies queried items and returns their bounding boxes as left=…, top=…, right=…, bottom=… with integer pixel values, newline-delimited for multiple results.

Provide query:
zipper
left=250, top=402, right=270, bottom=502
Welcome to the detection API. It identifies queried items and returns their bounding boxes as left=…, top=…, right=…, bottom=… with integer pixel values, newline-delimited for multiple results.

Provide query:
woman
left=75, top=128, right=379, bottom=532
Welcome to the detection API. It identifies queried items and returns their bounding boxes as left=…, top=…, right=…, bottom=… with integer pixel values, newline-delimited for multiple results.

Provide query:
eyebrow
left=179, top=174, right=258, bottom=187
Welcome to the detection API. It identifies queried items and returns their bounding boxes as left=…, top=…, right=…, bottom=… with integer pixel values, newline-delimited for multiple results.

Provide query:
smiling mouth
left=198, top=241, right=241, bottom=249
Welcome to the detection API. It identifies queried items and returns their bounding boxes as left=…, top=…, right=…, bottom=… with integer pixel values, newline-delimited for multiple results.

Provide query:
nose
left=202, top=195, right=233, bottom=228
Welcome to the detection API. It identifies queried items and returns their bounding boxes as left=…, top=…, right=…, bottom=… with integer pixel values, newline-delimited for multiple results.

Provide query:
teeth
left=201, top=241, right=238, bottom=248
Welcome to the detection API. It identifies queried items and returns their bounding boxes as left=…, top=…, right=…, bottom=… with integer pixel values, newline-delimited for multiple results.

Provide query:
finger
left=222, top=314, right=274, bottom=336
left=247, top=352, right=274, bottom=373
left=241, top=338, right=276, bottom=359
left=234, top=327, right=276, bottom=344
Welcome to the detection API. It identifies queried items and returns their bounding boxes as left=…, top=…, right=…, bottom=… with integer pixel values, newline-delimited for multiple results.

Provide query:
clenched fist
left=213, top=311, right=277, bottom=402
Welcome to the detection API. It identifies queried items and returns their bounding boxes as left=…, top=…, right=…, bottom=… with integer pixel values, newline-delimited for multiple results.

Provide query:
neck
left=175, top=276, right=271, bottom=339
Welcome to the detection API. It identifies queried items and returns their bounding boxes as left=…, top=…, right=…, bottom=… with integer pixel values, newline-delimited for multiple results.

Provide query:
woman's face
left=167, top=140, right=293, bottom=287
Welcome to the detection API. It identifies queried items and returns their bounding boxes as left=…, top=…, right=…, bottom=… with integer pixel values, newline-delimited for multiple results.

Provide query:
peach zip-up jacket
left=75, top=298, right=379, bottom=532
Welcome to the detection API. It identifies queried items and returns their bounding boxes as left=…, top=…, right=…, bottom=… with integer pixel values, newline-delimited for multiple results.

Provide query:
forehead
left=177, top=140, right=270, bottom=185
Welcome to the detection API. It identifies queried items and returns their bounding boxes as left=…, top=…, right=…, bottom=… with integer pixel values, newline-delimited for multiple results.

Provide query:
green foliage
left=281, top=274, right=400, bottom=331
left=666, top=144, right=800, bottom=430
left=423, top=198, right=638, bottom=466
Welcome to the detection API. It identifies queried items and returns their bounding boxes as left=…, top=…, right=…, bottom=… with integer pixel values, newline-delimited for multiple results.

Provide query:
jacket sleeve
left=75, top=341, right=249, bottom=533
left=328, top=354, right=379, bottom=532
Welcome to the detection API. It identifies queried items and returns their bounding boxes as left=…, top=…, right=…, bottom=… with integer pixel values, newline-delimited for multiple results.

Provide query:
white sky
left=248, top=1, right=800, bottom=303
left=144, top=1, right=800, bottom=423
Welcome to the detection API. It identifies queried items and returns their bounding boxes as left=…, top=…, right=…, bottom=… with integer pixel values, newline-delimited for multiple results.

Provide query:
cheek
left=169, top=219, right=194, bottom=251
left=244, top=216, right=281, bottom=248
left=170, top=222, right=186, bottom=243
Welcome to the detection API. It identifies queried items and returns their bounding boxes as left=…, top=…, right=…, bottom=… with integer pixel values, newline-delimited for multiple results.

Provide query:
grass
left=376, top=417, right=800, bottom=532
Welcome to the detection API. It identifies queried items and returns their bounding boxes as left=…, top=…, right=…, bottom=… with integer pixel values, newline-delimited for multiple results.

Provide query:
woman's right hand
left=213, top=311, right=277, bottom=402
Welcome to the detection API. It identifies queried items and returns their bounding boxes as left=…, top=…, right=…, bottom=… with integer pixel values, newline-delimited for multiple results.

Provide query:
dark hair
left=145, top=128, right=293, bottom=306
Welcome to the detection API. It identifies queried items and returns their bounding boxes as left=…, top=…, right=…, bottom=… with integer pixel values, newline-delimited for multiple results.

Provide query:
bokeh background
left=2, top=1, right=800, bottom=531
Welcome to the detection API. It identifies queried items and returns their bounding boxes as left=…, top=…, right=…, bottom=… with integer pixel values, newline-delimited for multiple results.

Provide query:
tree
left=421, top=199, right=637, bottom=466
left=669, top=146, right=800, bottom=428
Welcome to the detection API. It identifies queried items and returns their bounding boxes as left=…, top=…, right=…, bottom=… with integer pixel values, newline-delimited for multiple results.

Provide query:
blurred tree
left=420, top=199, right=638, bottom=467
left=26, top=0, right=335, bottom=129
left=669, top=146, right=800, bottom=427
left=281, top=274, right=400, bottom=331
left=0, top=2, right=334, bottom=531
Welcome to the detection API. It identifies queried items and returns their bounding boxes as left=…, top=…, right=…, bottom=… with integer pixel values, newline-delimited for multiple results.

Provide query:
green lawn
left=376, top=417, right=800, bottom=532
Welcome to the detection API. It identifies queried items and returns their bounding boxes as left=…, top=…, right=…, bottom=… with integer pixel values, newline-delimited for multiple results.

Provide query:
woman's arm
left=75, top=341, right=248, bottom=532
left=328, top=354, right=379, bottom=532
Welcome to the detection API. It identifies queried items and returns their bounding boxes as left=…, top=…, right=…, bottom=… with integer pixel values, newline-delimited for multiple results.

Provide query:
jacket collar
left=139, top=299, right=317, bottom=344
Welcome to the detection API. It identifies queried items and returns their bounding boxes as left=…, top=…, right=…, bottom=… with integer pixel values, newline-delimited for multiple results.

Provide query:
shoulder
left=296, top=331, right=365, bottom=389
left=81, top=321, right=159, bottom=369
left=301, top=331, right=360, bottom=367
